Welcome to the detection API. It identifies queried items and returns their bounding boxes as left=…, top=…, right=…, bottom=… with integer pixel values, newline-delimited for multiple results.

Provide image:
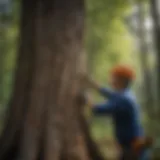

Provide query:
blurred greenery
left=0, top=0, right=159, bottom=159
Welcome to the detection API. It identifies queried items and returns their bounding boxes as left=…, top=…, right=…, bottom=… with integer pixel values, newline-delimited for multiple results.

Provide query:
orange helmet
left=111, top=65, right=135, bottom=80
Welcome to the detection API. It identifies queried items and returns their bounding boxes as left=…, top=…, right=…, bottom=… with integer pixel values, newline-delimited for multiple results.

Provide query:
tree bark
left=150, top=0, right=160, bottom=115
left=136, top=1, right=155, bottom=116
left=150, top=0, right=160, bottom=159
left=0, top=14, right=7, bottom=106
left=0, top=0, right=105, bottom=160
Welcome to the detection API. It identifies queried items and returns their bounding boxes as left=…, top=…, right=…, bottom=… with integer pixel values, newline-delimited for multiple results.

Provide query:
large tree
left=0, top=0, right=104, bottom=160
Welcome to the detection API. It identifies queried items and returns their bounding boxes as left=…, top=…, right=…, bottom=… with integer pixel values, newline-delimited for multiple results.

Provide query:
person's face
left=109, top=75, right=123, bottom=90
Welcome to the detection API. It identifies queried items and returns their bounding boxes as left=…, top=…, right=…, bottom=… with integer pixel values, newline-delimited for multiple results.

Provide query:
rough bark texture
left=0, top=0, right=105, bottom=160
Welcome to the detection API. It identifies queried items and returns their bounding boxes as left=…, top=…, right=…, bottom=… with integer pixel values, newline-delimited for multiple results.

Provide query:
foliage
left=86, top=0, right=134, bottom=83
left=0, top=1, right=20, bottom=105
left=0, top=0, right=157, bottom=158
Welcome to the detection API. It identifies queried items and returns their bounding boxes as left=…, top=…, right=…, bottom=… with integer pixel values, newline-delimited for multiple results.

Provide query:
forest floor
left=91, top=117, right=120, bottom=159
left=97, top=138, right=120, bottom=160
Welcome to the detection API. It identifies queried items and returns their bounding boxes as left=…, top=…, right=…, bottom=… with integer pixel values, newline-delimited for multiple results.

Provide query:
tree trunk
left=150, top=0, right=160, bottom=159
left=136, top=0, right=155, bottom=116
left=135, top=1, right=156, bottom=137
left=150, top=0, right=160, bottom=115
left=0, top=14, right=7, bottom=106
left=0, top=0, right=105, bottom=160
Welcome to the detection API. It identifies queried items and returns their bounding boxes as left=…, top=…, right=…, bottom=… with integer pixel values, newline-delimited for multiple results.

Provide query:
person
left=83, top=65, right=152, bottom=160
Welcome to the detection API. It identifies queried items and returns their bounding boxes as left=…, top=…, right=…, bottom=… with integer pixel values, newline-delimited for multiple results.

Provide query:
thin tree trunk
left=0, top=14, right=7, bottom=106
left=136, top=1, right=155, bottom=124
left=0, top=0, right=105, bottom=160
left=150, top=0, right=160, bottom=115
left=150, top=0, right=160, bottom=159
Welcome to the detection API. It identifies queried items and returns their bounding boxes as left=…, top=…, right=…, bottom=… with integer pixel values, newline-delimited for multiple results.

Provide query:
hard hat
left=111, top=65, right=135, bottom=80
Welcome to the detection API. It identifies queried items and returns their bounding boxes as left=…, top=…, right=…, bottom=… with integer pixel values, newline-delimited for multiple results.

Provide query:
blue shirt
left=93, top=87, right=144, bottom=147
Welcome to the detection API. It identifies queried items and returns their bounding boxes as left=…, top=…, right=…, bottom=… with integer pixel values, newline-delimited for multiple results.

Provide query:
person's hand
left=85, top=92, right=94, bottom=108
left=80, top=73, right=90, bottom=83
left=77, top=91, right=93, bottom=107
left=88, top=78, right=100, bottom=90
left=81, top=74, right=100, bottom=90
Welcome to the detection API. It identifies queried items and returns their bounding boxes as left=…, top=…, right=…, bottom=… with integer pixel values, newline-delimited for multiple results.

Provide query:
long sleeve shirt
left=92, top=87, right=144, bottom=147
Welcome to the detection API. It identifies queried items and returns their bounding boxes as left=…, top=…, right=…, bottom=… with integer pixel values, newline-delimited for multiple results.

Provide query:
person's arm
left=91, top=96, right=133, bottom=116
left=91, top=100, right=116, bottom=116
left=84, top=93, right=114, bottom=115
left=84, top=75, right=116, bottom=98
left=98, top=87, right=116, bottom=99
left=84, top=75, right=100, bottom=90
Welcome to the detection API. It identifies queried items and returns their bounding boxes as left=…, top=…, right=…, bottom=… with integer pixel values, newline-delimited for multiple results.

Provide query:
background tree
left=150, top=0, right=160, bottom=114
left=136, top=0, right=155, bottom=132
left=150, top=0, right=160, bottom=158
